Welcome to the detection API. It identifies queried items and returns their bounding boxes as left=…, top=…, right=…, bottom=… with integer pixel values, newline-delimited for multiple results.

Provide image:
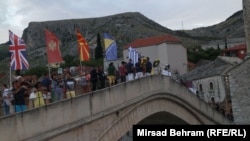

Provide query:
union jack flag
left=9, top=30, right=29, bottom=70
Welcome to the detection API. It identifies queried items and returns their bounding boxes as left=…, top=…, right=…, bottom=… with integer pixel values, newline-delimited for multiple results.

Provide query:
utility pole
left=181, top=21, right=184, bottom=31
left=243, top=0, right=250, bottom=58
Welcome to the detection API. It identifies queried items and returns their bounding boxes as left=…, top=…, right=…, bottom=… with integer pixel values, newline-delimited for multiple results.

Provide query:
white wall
left=123, top=43, right=187, bottom=75
left=192, top=75, right=226, bottom=103
left=165, top=43, right=187, bottom=75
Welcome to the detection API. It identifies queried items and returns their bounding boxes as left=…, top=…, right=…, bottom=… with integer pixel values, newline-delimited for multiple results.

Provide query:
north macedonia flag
left=76, top=29, right=90, bottom=61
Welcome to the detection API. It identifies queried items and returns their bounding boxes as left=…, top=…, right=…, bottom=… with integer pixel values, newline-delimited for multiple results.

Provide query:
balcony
left=197, top=91, right=205, bottom=100
left=208, top=90, right=215, bottom=95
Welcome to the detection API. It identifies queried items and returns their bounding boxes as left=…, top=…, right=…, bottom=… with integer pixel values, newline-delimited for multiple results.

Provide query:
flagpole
left=80, top=59, right=83, bottom=73
left=78, top=42, right=83, bottom=74
left=48, top=64, right=51, bottom=79
left=9, top=64, right=12, bottom=87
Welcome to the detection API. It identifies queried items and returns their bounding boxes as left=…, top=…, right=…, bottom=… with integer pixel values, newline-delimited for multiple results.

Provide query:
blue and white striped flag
left=128, top=46, right=139, bottom=66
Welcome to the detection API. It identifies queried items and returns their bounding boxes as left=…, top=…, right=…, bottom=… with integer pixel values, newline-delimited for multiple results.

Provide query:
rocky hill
left=183, top=10, right=244, bottom=39
left=0, top=10, right=245, bottom=70
left=21, top=12, right=175, bottom=67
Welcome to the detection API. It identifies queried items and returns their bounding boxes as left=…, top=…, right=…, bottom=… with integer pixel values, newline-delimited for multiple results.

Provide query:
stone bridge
left=0, top=75, right=232, bottom=141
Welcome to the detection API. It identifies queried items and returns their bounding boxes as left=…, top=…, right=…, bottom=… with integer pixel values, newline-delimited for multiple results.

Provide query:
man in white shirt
left=2, top=84, right=10, bottom=116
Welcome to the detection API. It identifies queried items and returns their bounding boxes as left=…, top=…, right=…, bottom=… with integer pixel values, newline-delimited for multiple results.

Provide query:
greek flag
left=128, top=46, right=140, bottom=66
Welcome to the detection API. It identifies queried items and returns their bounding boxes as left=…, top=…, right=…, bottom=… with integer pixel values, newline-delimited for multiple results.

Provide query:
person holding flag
left=9, top=30, right=30, bottom=111
left=126, top=46, right=140, bottom=81
left=45, top=29, right=64, bottom=102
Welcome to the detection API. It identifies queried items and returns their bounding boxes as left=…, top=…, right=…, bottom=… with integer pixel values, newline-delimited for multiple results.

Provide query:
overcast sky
left=0, top=0, right=242, bottom=44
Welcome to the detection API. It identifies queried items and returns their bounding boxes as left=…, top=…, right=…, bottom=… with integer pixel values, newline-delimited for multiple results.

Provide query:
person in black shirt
left=97, top=66, right=106, bottom=89
left=90, top=67, right=98, bottom=91
left=126, top=59, right=134, bottom=81
left=135, top=58, right=143, bottom=79
left=13, top=77, right=30, bottom=113
left=145, top=57, right=152, bottom=76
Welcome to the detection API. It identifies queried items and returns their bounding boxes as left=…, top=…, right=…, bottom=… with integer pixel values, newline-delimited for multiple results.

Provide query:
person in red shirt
left=119, top=61, right=126, bottom=82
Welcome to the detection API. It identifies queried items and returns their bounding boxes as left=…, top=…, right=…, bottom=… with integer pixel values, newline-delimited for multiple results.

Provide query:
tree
left=224, top=37, right=228, bottom=49
left=24, top=66, right=48, bottom=77
left=62, top=54, right=78, bottom=67
left=187, top=46, right=221, bottom=64
left=95, top=32, right=103, bottom=59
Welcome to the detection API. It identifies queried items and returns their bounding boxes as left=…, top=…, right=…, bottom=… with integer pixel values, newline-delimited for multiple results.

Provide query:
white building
left=123, top=35, right=188, bottom=75
left=181, top=56, right=242, bottom=115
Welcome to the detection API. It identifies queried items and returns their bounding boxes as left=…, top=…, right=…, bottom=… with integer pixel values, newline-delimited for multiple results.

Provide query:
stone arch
left=96, top=93, right=216, bottom=141
left=137, top=111, right=189, bottom=124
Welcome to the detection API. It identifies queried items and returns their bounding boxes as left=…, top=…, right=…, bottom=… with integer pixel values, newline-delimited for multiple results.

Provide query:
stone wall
left=228, top=0, right=250, bottom=124
left=228, top=58, right=250, bottom=124
left=243, top=0, right=250, bottom=56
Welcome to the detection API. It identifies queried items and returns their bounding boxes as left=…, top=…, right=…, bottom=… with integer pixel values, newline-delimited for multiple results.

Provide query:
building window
left=199, top=84, right=203, bottom=92
left=209, top=82, right=214, bottom=90
left=210, top=97, right=215, bottom=103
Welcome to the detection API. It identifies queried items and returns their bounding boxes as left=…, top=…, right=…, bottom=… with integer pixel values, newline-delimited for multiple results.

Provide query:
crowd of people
left=0, top=71, right=81, bottom=116
left=1, top=56, right=233, bottom=122
left=0, top=57, right=153, bottom=116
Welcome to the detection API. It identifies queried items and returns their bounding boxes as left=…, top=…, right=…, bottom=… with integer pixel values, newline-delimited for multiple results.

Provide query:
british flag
left=9, top=30, right=29, bottom=70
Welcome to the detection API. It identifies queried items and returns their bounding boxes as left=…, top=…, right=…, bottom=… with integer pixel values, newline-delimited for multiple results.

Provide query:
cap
left=15, top=76, right=23, bottom=81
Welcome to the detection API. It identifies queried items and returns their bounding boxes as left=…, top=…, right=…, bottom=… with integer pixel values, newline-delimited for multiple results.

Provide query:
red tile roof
left=223, top=44, right=246, bottom=51
left=124, top=35, right=181, bottom=49
left=187, top=61, right=196, bottom=69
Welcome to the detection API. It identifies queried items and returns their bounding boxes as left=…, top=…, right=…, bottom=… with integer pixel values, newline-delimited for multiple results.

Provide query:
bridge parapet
left=0, top=75, right=232, bottom=141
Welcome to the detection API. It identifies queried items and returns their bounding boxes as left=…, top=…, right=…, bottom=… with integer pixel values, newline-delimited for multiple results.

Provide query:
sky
left=0, top=0, right=243, bottom=44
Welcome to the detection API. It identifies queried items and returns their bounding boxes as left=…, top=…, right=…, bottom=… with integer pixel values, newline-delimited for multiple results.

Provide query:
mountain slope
left=183, top=10, right=244, bottom=39
left=21, top=12, right=175, bottom=67
left=0, top=10, right=245, bottom=70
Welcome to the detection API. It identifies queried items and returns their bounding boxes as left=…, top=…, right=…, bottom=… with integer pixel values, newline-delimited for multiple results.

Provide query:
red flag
left=76, top=29, right=90, bottom=61
left=45, top=29, right=63, bottom=64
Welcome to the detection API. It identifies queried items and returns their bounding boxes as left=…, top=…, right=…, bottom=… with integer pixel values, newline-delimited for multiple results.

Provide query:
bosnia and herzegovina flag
left=103, top=33, right=117, bottom=61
